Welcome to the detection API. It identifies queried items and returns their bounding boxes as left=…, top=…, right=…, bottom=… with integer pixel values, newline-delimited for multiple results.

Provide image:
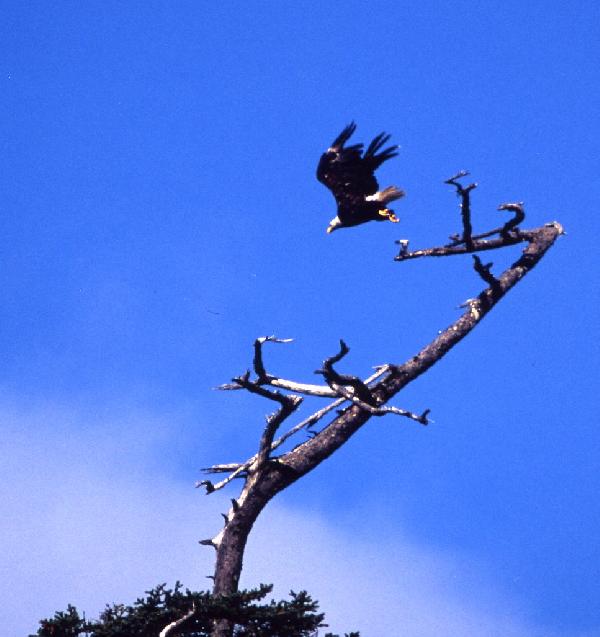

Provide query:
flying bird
left=317, top=122, right=404, bottom=234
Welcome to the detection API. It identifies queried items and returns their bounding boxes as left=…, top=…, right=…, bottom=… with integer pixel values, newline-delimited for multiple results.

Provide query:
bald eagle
left=317, top=122, right=404, bottom=233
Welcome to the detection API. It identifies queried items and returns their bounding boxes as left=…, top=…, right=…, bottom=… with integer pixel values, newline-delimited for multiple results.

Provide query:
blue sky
left=2, top=2, right=599, bottom=636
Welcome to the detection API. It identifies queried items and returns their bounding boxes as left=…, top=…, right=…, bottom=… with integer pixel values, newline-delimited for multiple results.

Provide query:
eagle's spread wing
left=317, top=123, right=398, bottom=222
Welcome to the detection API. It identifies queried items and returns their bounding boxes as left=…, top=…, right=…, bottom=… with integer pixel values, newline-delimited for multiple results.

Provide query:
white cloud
left=245, top=507, right=549, bottom=637
left=1, top=400, right=594, bottom=637
left=0, top=401, right=218, bottom=636
left=242, top=507, right=564, bottom=637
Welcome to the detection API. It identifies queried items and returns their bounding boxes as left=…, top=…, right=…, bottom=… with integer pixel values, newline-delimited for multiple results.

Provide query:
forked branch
left=217, top=337, right=338, bottom=397
left=445, top=170, right=477, bottom=248
left=396, top=172, right=529, bottom=261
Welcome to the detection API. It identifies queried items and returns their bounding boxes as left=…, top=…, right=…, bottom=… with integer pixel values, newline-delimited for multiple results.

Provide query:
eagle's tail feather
left=379, top=186, right=405, bottom=204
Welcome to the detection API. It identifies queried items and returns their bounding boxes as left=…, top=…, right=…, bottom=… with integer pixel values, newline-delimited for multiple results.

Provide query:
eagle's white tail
left=366, top=186, right=405, bottom=204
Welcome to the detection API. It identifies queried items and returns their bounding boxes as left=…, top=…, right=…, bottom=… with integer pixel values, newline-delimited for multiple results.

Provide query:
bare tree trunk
left=199, top=177, right=563, bottom=637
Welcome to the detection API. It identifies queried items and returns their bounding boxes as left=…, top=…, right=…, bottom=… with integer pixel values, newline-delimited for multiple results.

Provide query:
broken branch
left=253, top=335, right=293, bottom=382
left=330, top=383, right=429, bottom=425
left=396, top=227, right=530, bottom=261
left=445, top=170, right=478, bottom=249
left=498, top=202, right=525, bottom=238
left=472, top=255, right=500, bottom=293
left=315, top=340, right=377, bottom=405
left=159, top=603, right=196, bottom=637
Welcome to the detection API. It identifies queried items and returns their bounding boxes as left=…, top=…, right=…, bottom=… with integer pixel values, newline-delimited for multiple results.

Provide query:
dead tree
left=194, top=172, right=563, bottom=637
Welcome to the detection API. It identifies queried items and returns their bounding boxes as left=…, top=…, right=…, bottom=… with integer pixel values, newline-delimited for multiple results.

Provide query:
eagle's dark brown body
left=317, top=122, right=404, bottom=233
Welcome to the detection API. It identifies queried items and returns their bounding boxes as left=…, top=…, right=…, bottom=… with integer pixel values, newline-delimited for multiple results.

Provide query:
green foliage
left=31, top=583, right=359, bottom=637
left=34, top=604, right=86, bottom=637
